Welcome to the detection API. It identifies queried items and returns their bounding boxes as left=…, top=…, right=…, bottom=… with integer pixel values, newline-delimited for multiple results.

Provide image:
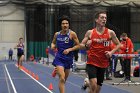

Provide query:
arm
left=63, top=31, right=80, bottom=54
left=14, top=44, right=18, bottom=49
left=80, top=30, right=92, bottom=49
left=51, top=32, right=57, bottom=50
left=69, top=31, right=80, bottom=51
left=63, top=30, right=91, bottom=54
left=129, top=38, right=134, bottom=53
left=110, top=30, right=121, bottom=55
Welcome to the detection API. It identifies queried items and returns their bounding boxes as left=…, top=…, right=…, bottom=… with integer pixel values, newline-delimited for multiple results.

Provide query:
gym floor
left=1, top=59, right=139, bottom=93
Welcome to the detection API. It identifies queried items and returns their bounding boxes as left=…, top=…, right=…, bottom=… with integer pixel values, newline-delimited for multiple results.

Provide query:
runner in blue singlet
left=14, top=38, right=24, bottom=69
left=51, top=15, right=79, bottom=93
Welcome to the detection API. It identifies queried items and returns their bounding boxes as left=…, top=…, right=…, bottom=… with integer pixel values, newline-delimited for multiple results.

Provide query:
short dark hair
left=94, top=11, right=107, bottom=19
left=19, top=37, right=23, bottom=40
left=121, top=33, right=127, bottom=37
left=59, top=15, right=70, bottom=26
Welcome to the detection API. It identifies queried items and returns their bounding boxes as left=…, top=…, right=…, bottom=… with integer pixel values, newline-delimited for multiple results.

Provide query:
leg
left=120, top=58, right=125, bottom=72
left=64, top=69, right=70, bottom=81
left=19, top=55, right=24, bottom=66
left=125, top=59, right=131, bottom=80
left=86, top=64, right=98, bottom=93
left=9, top=55, right=11, bottom=60
left=10, top=55, right=12, bottom=60
left=89, top=78, right=97, bottom=93
left=11, top=55, right=13, bottom=60
left=9, top=55, right=10, bottom=60
left=123, top=59, right=131, bottom=80
left=114, top=58, right=118, bottom=72
left=56, top=66, right=66, bottom=93
left=96, top=67, right=105, bottom=93
left=17, top=56, right=20, bottom=68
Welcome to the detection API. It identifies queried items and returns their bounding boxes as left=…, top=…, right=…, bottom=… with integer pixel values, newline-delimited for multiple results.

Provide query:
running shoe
left=81, top=85, right=87, bottom=90
left=52, top=68, right=57, bottom=77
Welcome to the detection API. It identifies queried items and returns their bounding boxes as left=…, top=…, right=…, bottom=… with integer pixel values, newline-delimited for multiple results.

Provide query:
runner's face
left=19, top=38, right=23, bottom=43
left=96, top=13, right=107, bottom=27
left=61, top=20, right=69, bottom=31
left=122, top=36, right=127, bottom=41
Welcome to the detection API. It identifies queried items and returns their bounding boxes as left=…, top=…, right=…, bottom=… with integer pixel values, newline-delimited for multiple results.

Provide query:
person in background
left=120, top=33, right=134, bottom=81
left=14, top=37, right=24, bottom=69
left=112, top=35, right=125, bottom=73
left=9, top=48, right=13, bottom=60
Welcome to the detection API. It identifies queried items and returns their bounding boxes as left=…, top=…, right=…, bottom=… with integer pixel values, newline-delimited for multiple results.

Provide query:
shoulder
left=87, top=29, right=93, bottom=33
left=17, top=43, right=19, bottom=46
left=107, top=28, right=114, bottom=33
left=127, top=38, right=133, bottom=43
left=86, top=29, right=93, bottom=35
left=54, top=32, right=59, bottom=37
left=69, top=30, right=77, bottom=37
left=108, top=28, right=116, bottom=36
left=86, top=29, right=93, bottom=39
left=55, top=32, right=59, bottom=35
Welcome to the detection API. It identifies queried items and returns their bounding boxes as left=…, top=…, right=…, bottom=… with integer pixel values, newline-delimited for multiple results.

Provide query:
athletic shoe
left=81, top=85, right=87, bottom=90
left=18, top=66, right=21, bottom=70
left=52, top=68, right=57, bottom=77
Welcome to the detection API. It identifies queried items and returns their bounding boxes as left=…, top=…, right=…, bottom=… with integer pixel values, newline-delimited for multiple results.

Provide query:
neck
left=96, top=26, right=105, bottom=33
left=61, top=29, right=69, bottom=34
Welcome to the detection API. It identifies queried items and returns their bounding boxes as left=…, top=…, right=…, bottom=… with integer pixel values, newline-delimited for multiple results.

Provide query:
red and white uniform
left=120, top=38, right=134, bottom=59
left=87, top=28, right=111, bottom=68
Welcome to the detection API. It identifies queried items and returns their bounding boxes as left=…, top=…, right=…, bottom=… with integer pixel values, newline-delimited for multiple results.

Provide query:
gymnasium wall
left=0, top=4, right=25, bottom=60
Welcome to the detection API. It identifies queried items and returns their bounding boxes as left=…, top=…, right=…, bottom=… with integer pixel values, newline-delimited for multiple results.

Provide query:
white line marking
left=15, top=65, right=53, bottom=93
left=66, top=81, right=81, bottom=88
left=4, top=65, right=11, bottom=93
left=4, top=64, right=17, bottom=93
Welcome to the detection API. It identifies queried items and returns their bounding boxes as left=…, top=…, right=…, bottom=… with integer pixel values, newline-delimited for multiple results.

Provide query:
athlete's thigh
left=97, top=67, right=105, bottom=86
left=86, top=64, right=97, bottom=79
left=56, top=65, right=65, bottom=77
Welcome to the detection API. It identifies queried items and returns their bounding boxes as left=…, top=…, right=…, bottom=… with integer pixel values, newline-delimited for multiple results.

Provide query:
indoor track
left=0, top=60, right=132, bottom=93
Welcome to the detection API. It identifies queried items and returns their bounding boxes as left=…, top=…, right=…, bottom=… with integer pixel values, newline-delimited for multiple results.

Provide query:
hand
left=105, top=51, right=112, bottom=58
left=51, top=46, right=56, bottom=51
left=86, top=40, right=92, bottom=47
left=63, top=49, right=70, bottom=55
left=54, top=48, right=58, bottom=53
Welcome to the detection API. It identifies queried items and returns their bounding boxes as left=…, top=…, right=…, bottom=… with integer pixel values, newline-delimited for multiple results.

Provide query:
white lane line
left=66, top=81, right=81, bottom=88
left=15, top=65, right=53, bottom=93
left=4, top=65, right=11, bottom=93
left=4, top=64, right=17, bottom=93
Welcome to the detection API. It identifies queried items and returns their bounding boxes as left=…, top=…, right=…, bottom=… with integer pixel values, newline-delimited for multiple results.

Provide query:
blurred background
left=0, top=0, right=140, bottom=60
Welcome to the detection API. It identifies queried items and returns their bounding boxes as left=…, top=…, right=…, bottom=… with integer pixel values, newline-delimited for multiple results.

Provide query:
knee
left=89, top=80, right=98, bottom=91
left=59, top=77, right=65, bottom=83
left=90, top=83, right=97, bottom=88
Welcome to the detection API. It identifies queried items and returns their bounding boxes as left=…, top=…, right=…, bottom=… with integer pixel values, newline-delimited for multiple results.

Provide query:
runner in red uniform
left=85, top=11, right=121, bottom=93
left=67, top=11, right=121, bottom=93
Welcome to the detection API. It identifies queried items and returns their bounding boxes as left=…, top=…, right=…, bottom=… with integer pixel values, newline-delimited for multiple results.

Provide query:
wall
left=0, top=4, right=25, bottom=60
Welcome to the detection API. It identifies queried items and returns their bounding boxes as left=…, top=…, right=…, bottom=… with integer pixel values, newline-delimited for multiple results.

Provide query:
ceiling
left=0, top=0, right=140, bottom=6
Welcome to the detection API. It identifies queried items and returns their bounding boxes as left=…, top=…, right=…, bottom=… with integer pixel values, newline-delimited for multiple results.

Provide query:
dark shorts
left=86, top=64, right=105, bottom=86
left=17, top=52, right=24, bottom=58
left=52, top=57, right=73, bottom=69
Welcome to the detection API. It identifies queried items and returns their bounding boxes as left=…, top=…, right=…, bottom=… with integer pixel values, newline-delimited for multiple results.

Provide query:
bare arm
left=105, top=30, right=121, bottom=58
left=110, top=30, right=121, bottom=54
left=14, top=45, right=18, bottom=49
left=80, top=30, right=92, bottom=49
left=51, top=32, right=57, bottom=50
